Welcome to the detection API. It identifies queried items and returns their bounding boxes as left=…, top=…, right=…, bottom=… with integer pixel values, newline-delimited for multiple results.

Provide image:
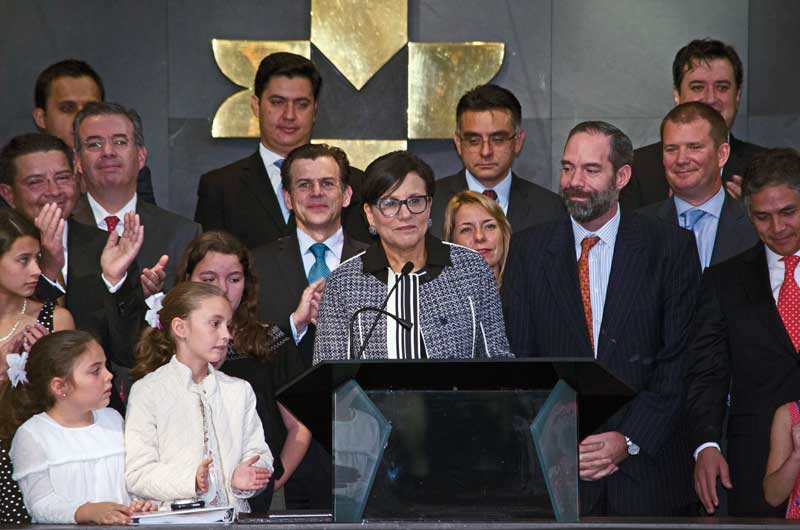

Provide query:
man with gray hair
left=503, top=121, right=700, bottom=515
left=70, top=101, right=199, bottom=290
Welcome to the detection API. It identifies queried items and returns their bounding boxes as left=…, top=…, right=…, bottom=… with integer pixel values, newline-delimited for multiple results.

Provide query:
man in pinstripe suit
left=503, top=121, right=701, bottom=515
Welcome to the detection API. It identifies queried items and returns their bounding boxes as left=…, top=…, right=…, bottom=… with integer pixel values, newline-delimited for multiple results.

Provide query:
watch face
left=628, top=443, right=640, bottom=456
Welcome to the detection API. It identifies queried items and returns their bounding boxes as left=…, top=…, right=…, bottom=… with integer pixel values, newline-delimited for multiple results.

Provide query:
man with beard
left=502, top=121, right=701, bottom=515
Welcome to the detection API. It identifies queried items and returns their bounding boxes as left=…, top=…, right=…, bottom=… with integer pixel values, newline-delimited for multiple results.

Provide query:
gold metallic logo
left=211, top=0, right=504, bottom=169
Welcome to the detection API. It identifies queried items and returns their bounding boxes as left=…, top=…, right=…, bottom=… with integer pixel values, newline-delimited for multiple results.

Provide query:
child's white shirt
left=10, top=408, right=129, bottom=523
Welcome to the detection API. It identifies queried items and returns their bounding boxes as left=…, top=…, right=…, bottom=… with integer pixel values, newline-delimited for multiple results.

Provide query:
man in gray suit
left=639, top=102, right=757, bottom=269
left=430, top=84, right=564, bottom=237
left=70, top=101, right=200, bottom=290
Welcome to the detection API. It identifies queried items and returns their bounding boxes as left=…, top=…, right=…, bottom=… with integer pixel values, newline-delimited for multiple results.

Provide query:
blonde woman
left=443, top=190, right=511, bottom=286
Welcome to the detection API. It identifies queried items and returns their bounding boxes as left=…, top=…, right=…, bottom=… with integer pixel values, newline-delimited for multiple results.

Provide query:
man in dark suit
left=620, top=39, right=763, bottom=211
left=195, top=52, right=369, bottom=248
left=253, top=143, right=368, bottom=368
left=687, top=148, right=800, bottom=516
left=0, top=132, right=147, bottom=413
left=639, top=102, right=758, bottom=268
left=430, top=84, right=563, bottom=237
left=28, top=59, right=156, bottom=205
left=503, top=121, right=701, bottom=515
left=69, top=102, right=200, bottom=290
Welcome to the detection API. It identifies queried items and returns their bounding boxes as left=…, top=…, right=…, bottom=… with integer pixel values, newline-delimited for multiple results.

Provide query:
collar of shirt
left=362, top=234, right=452, bottom=285
left=86, top=192, right=137, bottom=233
left=259, top=143, right=290, bottom=222
left=765, top=245, right=800, bottom=302
left=570, top=205, right=622, bottom=258
left=464, top=169, right=512, bottom=212
left=674, top=185, right=725, bottom=220
left=297, top=226, right=345, bottom=277
left=61, top=221, right=69, bottom=284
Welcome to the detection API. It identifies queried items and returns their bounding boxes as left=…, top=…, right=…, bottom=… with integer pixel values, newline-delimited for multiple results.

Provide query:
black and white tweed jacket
left=313, top=240, right=512, bottom=362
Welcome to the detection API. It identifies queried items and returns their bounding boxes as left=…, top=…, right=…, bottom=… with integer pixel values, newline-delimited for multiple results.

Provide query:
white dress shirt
left=570, top=206, right=621, bottom=357
left=464, top=169, right=512, bottom=214
left=86, top=192, right=137, bottom=235
left=258, top=143, right=291, bottom=223
left=289, top=227, right=346, bottom=343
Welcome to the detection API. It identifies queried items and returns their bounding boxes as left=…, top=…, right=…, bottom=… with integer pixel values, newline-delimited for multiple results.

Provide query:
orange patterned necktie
left=778, top=255, right=800, bottom=351
left=579, top=236, right=601, bottom=352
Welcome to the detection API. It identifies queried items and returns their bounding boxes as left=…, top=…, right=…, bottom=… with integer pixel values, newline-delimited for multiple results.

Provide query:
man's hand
left=725, top=174, right=743, bottom=200
left=291, top=279, right=325, bottom=335
left=100, top=212, right=143, bottom=285
left=142, top=255, right=168, bottom=298
left=33, top=202, right=65, bottom=281
left=579, top=431, right=628, bottom=481
left=694, top=446, right=732, bottom=514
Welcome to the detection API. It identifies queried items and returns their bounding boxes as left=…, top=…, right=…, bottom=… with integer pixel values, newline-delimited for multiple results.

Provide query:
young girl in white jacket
left=124, top=282, right=273, bottom=513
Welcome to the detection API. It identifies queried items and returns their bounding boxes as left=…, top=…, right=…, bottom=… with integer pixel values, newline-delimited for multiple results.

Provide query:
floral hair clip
left=6, top=351, right=29, bottom=388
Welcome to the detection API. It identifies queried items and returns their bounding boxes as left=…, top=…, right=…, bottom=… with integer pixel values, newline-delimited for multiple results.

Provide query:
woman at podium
left=313, top=151, right=511, bottom=362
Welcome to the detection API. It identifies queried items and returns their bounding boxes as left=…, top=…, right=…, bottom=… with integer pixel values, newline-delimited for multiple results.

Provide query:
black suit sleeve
left=34, top=275, right=64, bottom=302
left=502, top=233, right=534, bottom=355
left=685, top=271, right=731, bottom=450
left=617, top=231, right=700, bottom=454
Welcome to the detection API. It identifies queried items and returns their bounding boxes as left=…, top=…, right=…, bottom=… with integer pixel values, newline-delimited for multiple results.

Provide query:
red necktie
left=105, top=215, right=120, bottom=233
left=579, top=236, right=601, bottom=351
left=778, top=255, right=800, bottom=351
left=482, top=189, right=498, bottom=201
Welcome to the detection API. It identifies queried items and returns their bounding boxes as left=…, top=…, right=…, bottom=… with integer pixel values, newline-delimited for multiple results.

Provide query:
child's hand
left=130, top=499, right=159, bottom=513
left=231, top=455, right=271, bottom=491
left=195, top=456, right=212, bottom=494
left=75, top=501, right=133, bottom=524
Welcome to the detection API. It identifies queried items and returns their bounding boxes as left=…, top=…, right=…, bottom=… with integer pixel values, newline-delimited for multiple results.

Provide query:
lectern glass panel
left=333, top=380, right=392, bottom=522
left=360, top=389, right=554, bottom=520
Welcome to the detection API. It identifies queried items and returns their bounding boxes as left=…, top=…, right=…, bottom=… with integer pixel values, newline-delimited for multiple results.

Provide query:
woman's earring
left=427, top=218, right=433, bottom=229
left=368, top=225, right=378, bottom=236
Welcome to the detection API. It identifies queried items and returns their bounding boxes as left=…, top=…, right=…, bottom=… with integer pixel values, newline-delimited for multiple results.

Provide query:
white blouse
left=10, top=408, right=129, bottom=523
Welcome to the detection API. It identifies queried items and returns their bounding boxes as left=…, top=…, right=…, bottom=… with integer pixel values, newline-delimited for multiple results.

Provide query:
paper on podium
left=131, top=506, right=235, bottom=524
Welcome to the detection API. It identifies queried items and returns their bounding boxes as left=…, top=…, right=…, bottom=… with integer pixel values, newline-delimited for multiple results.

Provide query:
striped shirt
left=570, top=206, right=621, bottom=357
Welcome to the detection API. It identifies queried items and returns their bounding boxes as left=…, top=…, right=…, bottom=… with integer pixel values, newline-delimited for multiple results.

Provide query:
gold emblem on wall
left=211, top=0, right=503, bottom=164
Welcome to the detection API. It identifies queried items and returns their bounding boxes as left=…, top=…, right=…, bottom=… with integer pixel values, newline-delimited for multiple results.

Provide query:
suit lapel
left=278, top=234, right=309, bottom=298
left=543, top=219, right=594, bottom=356
left=71, top=194, right=96, bottom=226
left=597, top=214, right=646, bottom=362
left=657, top=198, right=678, bottom=225
left=342, top=234, right=366, bottom=261
left=507, top=172, right=529, bottom=229
left=240, top=151, right=287, bottom=229
left=741, top=244, right=798, bottom=356
left=711, top=193, right=744, bottom=265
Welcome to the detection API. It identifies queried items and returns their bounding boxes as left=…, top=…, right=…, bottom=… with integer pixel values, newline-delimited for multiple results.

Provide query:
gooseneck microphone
left=348, top=261, right=414, bottom=359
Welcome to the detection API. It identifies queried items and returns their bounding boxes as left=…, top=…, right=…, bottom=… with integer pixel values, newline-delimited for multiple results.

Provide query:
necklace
left=0, top=299, right=27, bottom=342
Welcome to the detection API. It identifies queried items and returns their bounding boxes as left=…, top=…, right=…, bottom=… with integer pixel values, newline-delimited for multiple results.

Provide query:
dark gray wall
left=1, top=0, right=798, bottom=217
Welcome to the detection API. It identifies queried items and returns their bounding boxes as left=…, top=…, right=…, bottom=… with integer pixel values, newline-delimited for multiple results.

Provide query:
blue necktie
left=274, top=159, right=284, bottom=169
left=682, top=208, right=706, bottom=230
left=307, top=243, right=331, bottom=283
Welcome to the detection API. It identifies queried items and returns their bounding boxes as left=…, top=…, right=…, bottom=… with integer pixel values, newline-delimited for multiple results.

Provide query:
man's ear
left=342, top=185, right=353, bottom=209
left=615, top=164, right=632, bottom=191
left=32, top=108, right=46, bottom=131
left=0, top=184, right=16, bottom=208
left=283, top=188, right=294, bottom=212
left=136, top=145, right=148, bottom=171
left=251, top=95, right=260, bottom=119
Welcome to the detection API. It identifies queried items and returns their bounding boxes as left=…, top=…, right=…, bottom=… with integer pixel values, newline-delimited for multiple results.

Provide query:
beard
left=560, top=182, right=618, bottom=224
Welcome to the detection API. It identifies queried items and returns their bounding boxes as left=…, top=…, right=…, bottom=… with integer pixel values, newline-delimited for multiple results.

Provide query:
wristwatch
left=624, top=436, right=640, bottom=456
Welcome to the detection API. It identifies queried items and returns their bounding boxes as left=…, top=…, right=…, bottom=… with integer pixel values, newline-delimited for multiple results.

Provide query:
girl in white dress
left=2, top=330, right=155, bottom=524
left=125, top=282, right=273, bottom=513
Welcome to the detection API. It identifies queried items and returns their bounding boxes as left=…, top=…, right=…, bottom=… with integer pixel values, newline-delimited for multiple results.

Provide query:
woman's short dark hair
left=362, top=151, right=435, bottom=204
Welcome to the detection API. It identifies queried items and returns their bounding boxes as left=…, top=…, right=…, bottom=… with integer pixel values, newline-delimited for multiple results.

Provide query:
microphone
left=348, top=261, right=414, bottom=359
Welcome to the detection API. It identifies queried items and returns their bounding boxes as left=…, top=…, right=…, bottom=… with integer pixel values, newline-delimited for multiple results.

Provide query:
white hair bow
left=6, top=351, right=29, bottom=388
left=144, top=292, right=165, bottom=329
